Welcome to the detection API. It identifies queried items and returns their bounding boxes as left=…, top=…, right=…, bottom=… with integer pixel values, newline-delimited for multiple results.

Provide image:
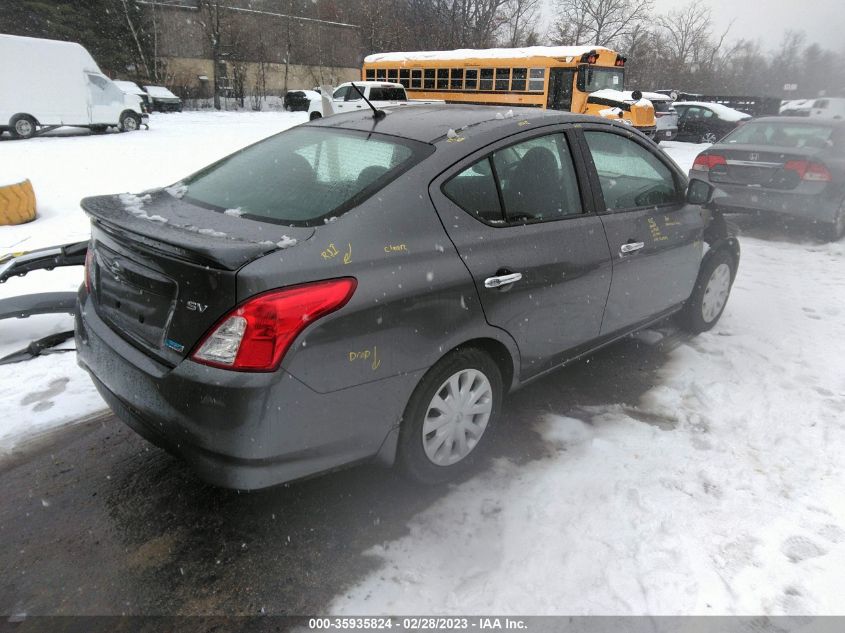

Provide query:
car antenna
left=351, top=82, right=386, bottom=120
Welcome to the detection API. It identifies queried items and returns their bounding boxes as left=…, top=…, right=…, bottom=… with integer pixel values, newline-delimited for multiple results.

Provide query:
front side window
left=183, top=128, right=430, bottom=226
left=584, top=131, right=681, bottom=211
left=332, top=86, right=349, bottom=100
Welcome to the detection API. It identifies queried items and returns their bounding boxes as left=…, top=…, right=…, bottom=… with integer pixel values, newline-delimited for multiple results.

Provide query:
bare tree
left=197, top=0, right=224, bottom=110
left=502, top=0, right=542, bottom=47
left=551, top=0, right=653, bottom=47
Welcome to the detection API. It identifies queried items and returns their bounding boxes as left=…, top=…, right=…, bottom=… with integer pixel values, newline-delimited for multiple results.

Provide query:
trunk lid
left=83, top=190, right=314, bottom=365
left=708, top=144, right=826, bottom=189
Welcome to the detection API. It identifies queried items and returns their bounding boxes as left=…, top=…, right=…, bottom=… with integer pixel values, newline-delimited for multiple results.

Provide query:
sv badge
left=186, top=301, right=208, bottom=312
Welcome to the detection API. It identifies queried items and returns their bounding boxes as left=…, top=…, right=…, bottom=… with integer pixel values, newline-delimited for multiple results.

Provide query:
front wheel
left=309, top=111, right=322, bottom=121
left=396, top=348, right=502, bottom=484
left=679, top=248, right=736, bottom=333
left=9, top=114, right=37, bottom=139
left=119, top=111, right=141, bottom=132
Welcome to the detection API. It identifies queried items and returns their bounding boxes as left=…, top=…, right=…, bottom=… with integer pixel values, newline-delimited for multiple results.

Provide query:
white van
left=0, top=34, right=148, bottom=139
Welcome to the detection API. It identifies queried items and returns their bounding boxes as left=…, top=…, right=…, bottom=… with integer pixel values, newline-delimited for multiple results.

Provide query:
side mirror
left=686, top=178, right=715, bottom=205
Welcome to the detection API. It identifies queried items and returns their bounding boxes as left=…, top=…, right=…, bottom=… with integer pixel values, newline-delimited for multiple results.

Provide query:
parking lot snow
left=331, top=234, right=845, bottom=615
left=0, top=111, right=306, bottom=453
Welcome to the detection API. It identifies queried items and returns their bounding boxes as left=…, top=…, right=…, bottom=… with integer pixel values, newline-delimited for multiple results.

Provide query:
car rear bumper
left=691, top=175, right=842, bottom=223
left=75, top=291, right=420, bottom=489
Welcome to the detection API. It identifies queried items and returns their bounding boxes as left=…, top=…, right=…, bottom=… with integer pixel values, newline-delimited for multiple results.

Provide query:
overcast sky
left=543, top=0, right=844, bottom=51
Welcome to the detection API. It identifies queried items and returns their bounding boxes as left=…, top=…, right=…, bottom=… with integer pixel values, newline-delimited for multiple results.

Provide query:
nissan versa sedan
left=75, top=105, right=740, bottom=489
left=689, top=117, right=845, bottom=240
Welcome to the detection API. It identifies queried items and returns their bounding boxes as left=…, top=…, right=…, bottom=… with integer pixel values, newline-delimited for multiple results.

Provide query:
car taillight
left=784, top=160, right=832, bottom=182
left=691, top=154, right=727, bottom=171
left=84, top=247, right=94, bottom=293
left=191, top=278, right=357, bottom=372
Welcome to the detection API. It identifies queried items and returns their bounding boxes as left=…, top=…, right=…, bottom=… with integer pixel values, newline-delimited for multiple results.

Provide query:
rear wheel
left=700, top=131, right=718, bottom=144
left=821, top=200, right=845, bottom=241
left=119, top=111, right=140, bottom=132
left=396, top=348, right=502, bottom=484
left=9, top=114, right=37, bottom=140
left=679, top=248, right=736, bottom=333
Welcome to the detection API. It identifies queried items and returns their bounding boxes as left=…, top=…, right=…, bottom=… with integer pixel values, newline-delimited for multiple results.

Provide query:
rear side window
left=492, top=134, right=582, bottom=221
left=183, top=128, right=431, bottom=226
left=369, top=86, right=406, bottom=101
left=443, top=133, right=583, bottom=225
left=584, top=131, right=681, bottom=211
left=443, top=159, right=503, bottom=224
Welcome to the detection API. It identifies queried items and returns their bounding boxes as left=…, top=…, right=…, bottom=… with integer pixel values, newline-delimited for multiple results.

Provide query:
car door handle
left=620, top=241, right=645, bottom=254
left=484, top=272, right=523, bottom=289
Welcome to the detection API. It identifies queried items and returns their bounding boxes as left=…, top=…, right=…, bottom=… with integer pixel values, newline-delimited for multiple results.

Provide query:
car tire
left=119, top=111, right=141, bottom=132
left=309, top=112, right=322, bottom=121
left=820, top=200, right=845, bottom=242
left=700, top=131, right=718, bottom=144
left=679, top=248, right=736, bottom=334
left=396, top=347, right=503, bottom=485
left=9, top=114, right=37, bottom=140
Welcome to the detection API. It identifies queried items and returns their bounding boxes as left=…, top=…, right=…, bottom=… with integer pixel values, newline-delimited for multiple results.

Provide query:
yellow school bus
left=362, top=46, right=656, bottom=135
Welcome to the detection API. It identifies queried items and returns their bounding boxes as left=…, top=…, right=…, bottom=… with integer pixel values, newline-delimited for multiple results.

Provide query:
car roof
left=742, top=116, right=845, bottom=127
left=308, top=104, right=603, bottom=144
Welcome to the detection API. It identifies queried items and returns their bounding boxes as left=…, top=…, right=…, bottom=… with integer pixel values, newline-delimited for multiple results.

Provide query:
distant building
left=141, top=0, right=362, bottom=96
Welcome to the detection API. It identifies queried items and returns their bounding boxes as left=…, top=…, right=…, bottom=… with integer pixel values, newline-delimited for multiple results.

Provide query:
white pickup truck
left=307, top=81, right=443, bottom=120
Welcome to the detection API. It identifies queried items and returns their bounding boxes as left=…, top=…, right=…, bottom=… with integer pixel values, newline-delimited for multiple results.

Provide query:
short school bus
left=362, top=45, right=656, bottom=135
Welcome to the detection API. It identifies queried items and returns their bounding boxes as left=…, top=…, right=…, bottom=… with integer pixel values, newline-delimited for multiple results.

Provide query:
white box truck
left=0, top=34, right=148, bottom=139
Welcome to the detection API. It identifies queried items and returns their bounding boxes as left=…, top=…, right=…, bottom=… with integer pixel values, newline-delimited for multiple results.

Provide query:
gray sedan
left=689, top=117, right=845, bottom=240
left=75, top=105, right=739, bottom=489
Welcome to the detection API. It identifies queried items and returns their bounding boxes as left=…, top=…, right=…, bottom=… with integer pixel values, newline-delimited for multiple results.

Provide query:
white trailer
left=0, top=34, right=148, bottom=139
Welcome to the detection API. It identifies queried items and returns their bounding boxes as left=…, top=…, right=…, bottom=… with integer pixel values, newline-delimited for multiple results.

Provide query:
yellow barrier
left=0, top=179, right=37, bottom=226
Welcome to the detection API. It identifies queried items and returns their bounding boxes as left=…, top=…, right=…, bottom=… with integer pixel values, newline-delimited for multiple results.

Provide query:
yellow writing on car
left=648, top=217, right=669, bottom=242
left=321, top=243, right=340, bottom=260
left=517, top=120, right=530, bottom=127
left=664, top=215, right=682, bottom=227
left=321, top=242, right=352, bottom=264
left=348, top=346, right=381, bottom=370
left=384, top=244, right=409, bottom=253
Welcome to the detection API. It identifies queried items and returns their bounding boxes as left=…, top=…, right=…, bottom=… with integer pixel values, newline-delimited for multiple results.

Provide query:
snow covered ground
left=0, top=111, right=307, bottom=452
left=2, top=117, right=844, bottom=616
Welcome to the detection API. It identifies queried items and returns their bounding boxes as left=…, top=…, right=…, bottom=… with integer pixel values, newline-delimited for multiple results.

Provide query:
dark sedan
left=75, top=106, right=740, bottom=489
left=689, top=117, right=845, bottom=240
left=674, top=101, right=751, bottom=144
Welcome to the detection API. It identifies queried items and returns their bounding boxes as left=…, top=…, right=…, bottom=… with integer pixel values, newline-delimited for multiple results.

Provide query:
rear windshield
left=722, top=121, right=836, bottom=149
left=369, top=86, right=407, bottom=101
left=182, top=127, right=431, bottom=226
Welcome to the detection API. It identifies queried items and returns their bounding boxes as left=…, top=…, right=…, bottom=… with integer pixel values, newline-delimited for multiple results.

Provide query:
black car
left=75, top=106, right=740, bottom=489
left=674, top=101, right=751, bottom=144
left=689, top=117, right=845, bottom=240
left=143, top=85, right=183, bottom=112
left=284, top=89, right=320, bottom=112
